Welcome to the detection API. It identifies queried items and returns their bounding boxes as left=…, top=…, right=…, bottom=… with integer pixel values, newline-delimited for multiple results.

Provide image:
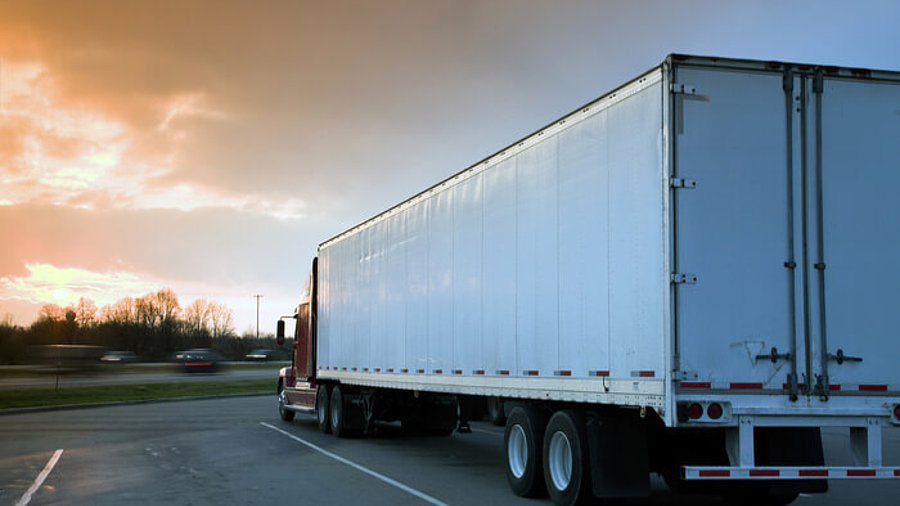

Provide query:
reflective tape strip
left=729, top=382, right=764, bottom=390
left=684, top=466, right=900, bottom=480
left=699, top=470, right=730, bottom=477
left=680, top=382, right=711, bottom=389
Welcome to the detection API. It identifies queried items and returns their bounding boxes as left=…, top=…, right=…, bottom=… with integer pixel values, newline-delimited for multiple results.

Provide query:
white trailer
left=277, top=54, right=900, bottom=505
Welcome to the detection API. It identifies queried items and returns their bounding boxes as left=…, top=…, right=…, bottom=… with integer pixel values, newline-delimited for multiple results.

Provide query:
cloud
left=1, top=0, right=899, bottom=335
left=0, top=263, right=157, bottom=308
left=0, top=57, right=310, bottom=219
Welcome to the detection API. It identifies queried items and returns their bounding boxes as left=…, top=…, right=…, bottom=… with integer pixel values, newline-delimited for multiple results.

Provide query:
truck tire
left=330, top=385, right=364, bottom=438
left=316, top=383, right=331, bottom=433
left=504, top=405, right=547, bottom=497
left=488, top=396, right=506, bottom=426
left=277, top=384, right=295, bottom=421
left=543, top=410, right=591, bottom=506
left=330, top=385, right=348, bottom=437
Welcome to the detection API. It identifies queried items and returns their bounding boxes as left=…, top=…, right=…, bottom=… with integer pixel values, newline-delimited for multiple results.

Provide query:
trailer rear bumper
left=682, top=466, right=900, bottom=480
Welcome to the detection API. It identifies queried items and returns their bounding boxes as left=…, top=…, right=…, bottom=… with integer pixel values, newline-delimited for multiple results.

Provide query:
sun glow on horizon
left=0, top=263, right=158, bottom=309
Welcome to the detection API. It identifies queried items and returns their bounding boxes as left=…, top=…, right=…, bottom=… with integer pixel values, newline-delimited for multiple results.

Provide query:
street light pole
left=253, top=294, right=264, bottom=338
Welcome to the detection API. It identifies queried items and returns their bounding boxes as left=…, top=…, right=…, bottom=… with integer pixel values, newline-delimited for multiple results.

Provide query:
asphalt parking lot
left=0, top=395, right=897, bottom=505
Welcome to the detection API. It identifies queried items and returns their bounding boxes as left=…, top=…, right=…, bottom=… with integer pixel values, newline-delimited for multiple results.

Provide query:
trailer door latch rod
left=755, top=347, right=792, bottom=364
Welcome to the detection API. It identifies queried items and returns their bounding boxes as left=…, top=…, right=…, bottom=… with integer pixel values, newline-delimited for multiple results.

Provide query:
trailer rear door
left=812, top=76, right=900, bottom=394
left=672, top=64, right=801, bottom=394
left=673, top=60, right=900, bottom=398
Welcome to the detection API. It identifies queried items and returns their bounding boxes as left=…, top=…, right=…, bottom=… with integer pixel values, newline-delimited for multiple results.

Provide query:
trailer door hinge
left=671, top=82, right=699, bottom=95
left=673, top=370, right=699, bottom=381
left=671, top=273, right=698, bottom=284
left=670, top=177, right=697, bottom=189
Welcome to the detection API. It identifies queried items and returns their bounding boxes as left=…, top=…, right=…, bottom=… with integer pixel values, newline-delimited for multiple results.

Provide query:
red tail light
left=688, top=403, right=703, bottom=419
left=894, top=405, right=900, bottom=420
left=707, top=403, right=723, bottom=420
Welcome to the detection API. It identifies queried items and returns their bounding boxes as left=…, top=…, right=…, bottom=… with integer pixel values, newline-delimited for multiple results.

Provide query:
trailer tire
left=316, top=383, right=331, bottom=433
left=543, top=410, right=591, bottom=506
left=277, top=383, right=294, bottom=422
left=504, top=405, right=547, bottom=497
left=330, top=385, right=352, bottom=437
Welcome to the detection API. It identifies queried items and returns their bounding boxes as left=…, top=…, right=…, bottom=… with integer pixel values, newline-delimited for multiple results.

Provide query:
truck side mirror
left=276, top=320, right=285, bottom=345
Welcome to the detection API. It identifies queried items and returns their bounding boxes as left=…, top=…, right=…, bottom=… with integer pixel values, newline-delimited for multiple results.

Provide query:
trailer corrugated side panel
left=317, top=68, right=669, bottom=407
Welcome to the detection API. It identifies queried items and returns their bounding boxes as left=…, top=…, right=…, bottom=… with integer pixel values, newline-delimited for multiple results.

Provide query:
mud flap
left=755, top=427, right=828, bottom=494
left=587, top=415, right=650, bottom=498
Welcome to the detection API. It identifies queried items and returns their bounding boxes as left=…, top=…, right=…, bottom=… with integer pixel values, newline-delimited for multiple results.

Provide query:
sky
left=1, top=0, right=898, bottom=336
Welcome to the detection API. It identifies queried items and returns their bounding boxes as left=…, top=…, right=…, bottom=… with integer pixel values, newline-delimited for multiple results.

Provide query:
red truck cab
left=276, top=258, right=318, bottom=419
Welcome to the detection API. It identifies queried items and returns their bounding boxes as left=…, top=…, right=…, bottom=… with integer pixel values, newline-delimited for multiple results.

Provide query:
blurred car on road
left=100, top=350, right=139, bottom=363
left=172, top=349, right=222, bottom=373
left=244, top=349, right=277, bottom=361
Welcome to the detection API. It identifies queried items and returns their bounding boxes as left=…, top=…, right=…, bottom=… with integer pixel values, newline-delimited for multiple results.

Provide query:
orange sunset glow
left=1, top=0, right=898, bottom=334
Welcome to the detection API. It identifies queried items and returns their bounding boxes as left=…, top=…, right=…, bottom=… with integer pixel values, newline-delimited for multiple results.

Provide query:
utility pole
left=253, top=294, right=264, bottom=338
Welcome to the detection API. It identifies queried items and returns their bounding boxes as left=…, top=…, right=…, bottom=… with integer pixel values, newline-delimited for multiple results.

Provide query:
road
left=0, top=396, right=897, bottom=505
left=0, top=364, right=282, bottom=390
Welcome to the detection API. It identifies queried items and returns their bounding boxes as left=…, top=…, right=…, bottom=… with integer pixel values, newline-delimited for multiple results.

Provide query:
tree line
left=0, top=289, right=288, bottom=364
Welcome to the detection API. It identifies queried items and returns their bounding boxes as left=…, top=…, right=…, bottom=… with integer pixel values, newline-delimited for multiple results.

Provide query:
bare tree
left=131, top=289, right=181, bottom=329
left=184, top=298, right=213, bottom=334
left=101, top=297, right=136, bottom=324
left=38, top=303, right=66, bottom=322
left=75, top=297, right=97, bottom=328
left=209, top=301, right=235, bottom=338
left=152, top=288, right=181, bottom=327
left=135, top=295, right=157, bottom=328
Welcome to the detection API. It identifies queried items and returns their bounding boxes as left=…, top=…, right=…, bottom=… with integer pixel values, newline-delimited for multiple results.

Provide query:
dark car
left=173, top=349, right=222, bottom=373
left=244, top=349, right=277, bottom=361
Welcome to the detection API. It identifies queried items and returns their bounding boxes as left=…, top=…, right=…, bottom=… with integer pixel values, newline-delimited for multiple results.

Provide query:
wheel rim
left=330, top=391, right=341, bottom=428
left=277, top=390, right=286, bottom=415
left=507, top=424, right=528, bottom=479
left=317, top=390, right=327, bottom=425
left=548, top=431, right=573, bottom=491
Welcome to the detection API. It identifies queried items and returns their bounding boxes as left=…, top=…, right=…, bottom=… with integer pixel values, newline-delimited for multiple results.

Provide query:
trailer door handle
left=827, top=349, right=863, bottom=365
left=755, top=347, right=792, bottom=364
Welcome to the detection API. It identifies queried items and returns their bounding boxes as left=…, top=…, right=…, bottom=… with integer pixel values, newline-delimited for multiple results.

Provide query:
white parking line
left=16, top=449, right=63, bottom=506
left=260, top=422, right=450, bottom=506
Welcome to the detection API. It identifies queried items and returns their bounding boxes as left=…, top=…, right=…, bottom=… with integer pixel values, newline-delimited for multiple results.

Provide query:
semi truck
left=274, top=54, right=900, bottom=505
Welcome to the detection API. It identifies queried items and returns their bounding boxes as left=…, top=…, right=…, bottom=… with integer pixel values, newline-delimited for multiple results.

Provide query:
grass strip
left=0, top=378, right=273, bottom=410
